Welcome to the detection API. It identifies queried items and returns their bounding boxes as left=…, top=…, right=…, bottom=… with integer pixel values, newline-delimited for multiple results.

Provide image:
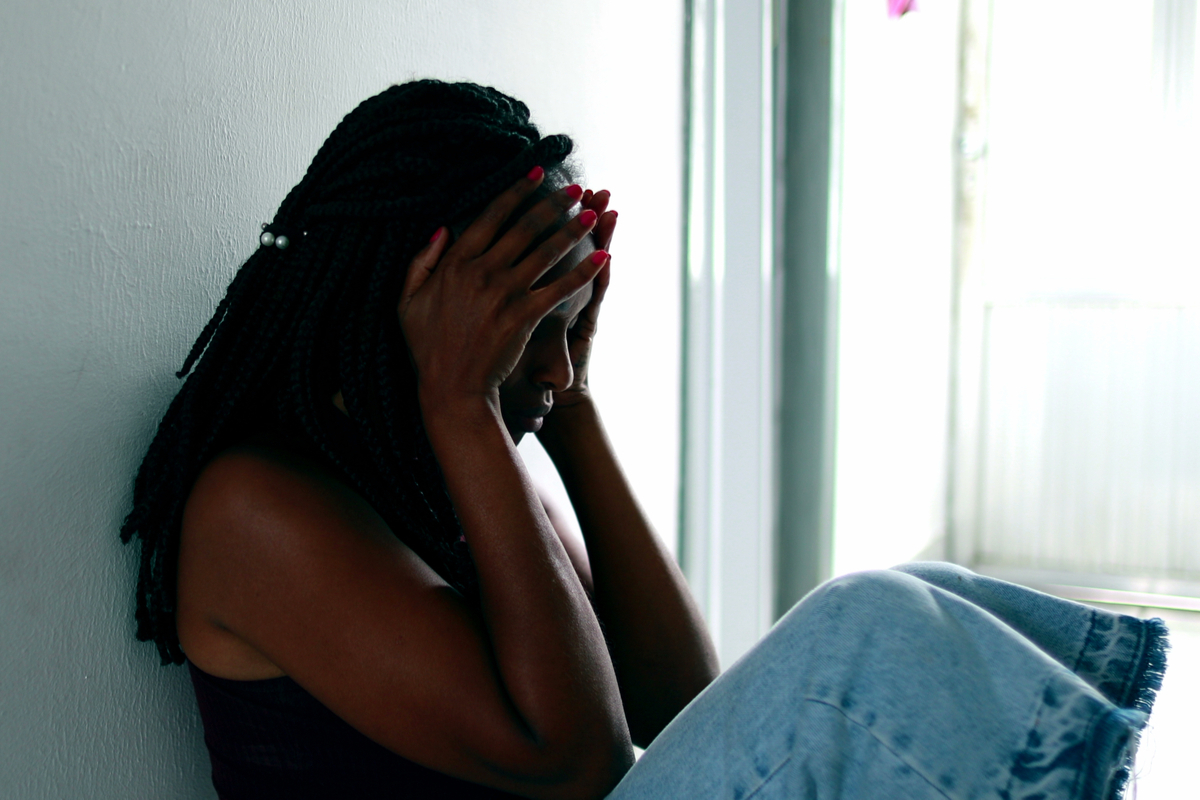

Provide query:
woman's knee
left=718, top=570, right=946, bottom=704
left=810, top=568, right=930, bottom=608
left=774, top=569, right=940, bottom=646
left=890, top=560, right=975, bottom=587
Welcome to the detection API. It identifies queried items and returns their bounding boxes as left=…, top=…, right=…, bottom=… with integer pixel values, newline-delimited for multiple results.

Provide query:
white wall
left=0, top=2, right=683, bottom=795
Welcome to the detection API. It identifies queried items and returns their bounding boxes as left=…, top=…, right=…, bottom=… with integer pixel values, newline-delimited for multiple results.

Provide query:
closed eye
left=531, top=315, right=569, bottom=340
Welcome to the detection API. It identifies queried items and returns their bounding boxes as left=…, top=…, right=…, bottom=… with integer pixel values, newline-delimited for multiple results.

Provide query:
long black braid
left=121, top=80, right=575, bottom=665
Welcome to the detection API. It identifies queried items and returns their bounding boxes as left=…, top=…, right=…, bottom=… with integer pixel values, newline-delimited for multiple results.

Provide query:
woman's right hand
left=397, top=169, right=607, bottom=408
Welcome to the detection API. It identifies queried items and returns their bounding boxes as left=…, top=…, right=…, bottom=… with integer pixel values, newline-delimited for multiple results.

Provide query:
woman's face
left=498, top=231, right=596, bottom=443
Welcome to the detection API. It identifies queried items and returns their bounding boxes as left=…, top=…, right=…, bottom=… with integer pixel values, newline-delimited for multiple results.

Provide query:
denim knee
left=890, top=560, right=974, bottom=586
left=812, top=568, right=932, bottom=609
left=775, top=568, right=939, bottom=650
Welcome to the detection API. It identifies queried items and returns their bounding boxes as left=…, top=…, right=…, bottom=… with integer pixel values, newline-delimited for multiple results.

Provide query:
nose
left=526, top=334, right=574, bottom=393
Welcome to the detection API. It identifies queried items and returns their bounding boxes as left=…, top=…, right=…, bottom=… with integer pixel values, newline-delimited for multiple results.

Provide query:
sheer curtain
left=954, top=0, right=1200, bottom=596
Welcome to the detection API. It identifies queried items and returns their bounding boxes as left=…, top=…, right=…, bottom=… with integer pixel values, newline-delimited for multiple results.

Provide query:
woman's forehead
left=540, top=227, right=596, bottom=305
left=552, top=278, right=594, bottom=318
left=546, top=242, right=596, bottom=319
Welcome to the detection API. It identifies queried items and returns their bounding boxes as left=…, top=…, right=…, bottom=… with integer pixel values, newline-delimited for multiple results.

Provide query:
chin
left=502, top=419, right=526, bottom=445
left=502, top=413, right=544, bottom=443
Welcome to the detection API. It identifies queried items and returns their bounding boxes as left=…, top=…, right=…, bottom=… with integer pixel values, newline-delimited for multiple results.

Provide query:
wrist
left=538, top=397, right=602, bottom=454
left=419, top=387, right=503, bottom=433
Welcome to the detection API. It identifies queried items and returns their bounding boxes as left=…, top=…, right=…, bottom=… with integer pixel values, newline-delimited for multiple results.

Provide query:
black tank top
left=188, top=662, right=519, bottom=799
left=186, top=405, right=519, bottom=799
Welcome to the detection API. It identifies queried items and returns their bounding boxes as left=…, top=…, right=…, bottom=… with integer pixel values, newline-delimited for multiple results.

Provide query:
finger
left=484, top=183, right=585, bottom=268
left=588, top=256, right=611, bottom=312
left=592, top=209, right=617, bottom=252
left=574, top=257, right=611, bottom=333
left=400, top=226, right=451, bottom=306
left=512, top=205, right=599, bottom=288
left=582, top=190, right=613, bottom=250
left=586, top=190, right=611, bottom=216
left=528, top=250, right=609, bottom=318
left=453, top=166, right=546, bottom=258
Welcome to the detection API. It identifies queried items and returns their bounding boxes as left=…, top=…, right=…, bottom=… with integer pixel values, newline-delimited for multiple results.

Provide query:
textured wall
left=0, top=2, right=682, bottom=796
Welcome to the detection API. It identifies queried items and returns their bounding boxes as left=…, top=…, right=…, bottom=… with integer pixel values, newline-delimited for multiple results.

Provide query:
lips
left=508, top=404, right=552, bottom=434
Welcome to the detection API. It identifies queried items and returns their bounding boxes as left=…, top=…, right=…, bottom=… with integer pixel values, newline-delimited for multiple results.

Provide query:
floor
left=1091, top=604, right=1200, bottom=799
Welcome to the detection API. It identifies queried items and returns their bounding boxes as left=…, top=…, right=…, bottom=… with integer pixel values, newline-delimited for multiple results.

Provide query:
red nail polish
left=610, top=210, right=618, bottom=219
left=590, top=250, right=609, bottom=265
left=527, top=166, right=544, bottom=181
left=579, top=209, right=598, bottom=227
left=429, top=228, right=443, bottom=244
left=565, top=184, right=584, bottom=201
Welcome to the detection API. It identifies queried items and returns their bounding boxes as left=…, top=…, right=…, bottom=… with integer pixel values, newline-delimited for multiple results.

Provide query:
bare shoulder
left=183, top=444, right=390, bottom=548
left=175, top=444, right=443, bottom=679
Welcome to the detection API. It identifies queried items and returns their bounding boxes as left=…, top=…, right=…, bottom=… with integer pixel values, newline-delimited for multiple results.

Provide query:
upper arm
left=180, top=448, right=588, bottom=795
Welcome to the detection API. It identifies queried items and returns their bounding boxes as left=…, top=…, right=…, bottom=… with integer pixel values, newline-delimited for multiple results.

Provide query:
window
left=951, top=0, right=1200, bottom=598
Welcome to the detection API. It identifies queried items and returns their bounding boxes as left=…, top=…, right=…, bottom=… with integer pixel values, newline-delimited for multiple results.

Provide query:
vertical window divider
left=946, top=0, right=994, bottom=570
left=680, top=0, right=780, bottom=667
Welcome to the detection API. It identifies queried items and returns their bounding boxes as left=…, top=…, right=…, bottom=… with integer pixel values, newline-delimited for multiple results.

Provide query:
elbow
left=599, top=734, right=638, bottom=792
left=551, top=728, right=636, bottom=800
left=499, top=722, right=635, bottom=800
left=563, top=743, right=635, bottom=800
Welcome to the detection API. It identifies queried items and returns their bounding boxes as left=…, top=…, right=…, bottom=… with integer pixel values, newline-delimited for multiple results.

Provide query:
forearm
left=421, top=392, right=631, bottom=767
left=538, top=399, right=719, bottom=746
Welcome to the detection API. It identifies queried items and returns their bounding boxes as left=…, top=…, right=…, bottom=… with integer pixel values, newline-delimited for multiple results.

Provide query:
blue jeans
left=607, top=563, right=1168, bottom=800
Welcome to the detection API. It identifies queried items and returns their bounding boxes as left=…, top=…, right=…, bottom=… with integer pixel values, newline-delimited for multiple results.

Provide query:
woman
left=122, top=81, right=1166, bottom=800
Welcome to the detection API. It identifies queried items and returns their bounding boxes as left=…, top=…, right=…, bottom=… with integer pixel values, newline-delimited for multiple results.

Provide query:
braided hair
left=121, top=80, right=576, bottom=665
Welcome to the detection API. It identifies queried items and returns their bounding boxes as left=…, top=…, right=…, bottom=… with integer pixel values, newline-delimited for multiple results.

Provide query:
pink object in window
left=888, top=0, right=917, bottom=17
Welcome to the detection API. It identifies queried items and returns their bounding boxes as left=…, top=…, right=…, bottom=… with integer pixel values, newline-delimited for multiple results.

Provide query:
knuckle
left=473, top=269, right=494, bottom=292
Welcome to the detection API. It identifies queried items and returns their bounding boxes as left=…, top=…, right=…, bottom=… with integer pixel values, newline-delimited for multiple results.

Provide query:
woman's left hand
left=552, top=190, right=616, bottom=411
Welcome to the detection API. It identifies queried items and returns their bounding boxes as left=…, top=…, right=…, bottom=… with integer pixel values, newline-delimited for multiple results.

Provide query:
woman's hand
left=551, top=189, right=617, bottom=411
left=397, top=170, right=607, bottom=409
left=386, top=171, right=635, bottom=795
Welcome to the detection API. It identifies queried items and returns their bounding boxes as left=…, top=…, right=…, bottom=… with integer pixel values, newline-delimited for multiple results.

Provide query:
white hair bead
left=274, top=235, right=290, bottom=250
left=260, top=231, right=276, bottom=247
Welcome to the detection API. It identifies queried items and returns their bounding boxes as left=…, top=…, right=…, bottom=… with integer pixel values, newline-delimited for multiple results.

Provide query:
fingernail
left=429, top=227, right=443, bottom=244
left=564, top=184, right=583, bottom=201
left=579, top=209, right=598, bottom=227
left=610, top=210, right=618, bottom=219
left=527, top=166, right=544, bottom=181
left=590, top=250, right=609, bottom=265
